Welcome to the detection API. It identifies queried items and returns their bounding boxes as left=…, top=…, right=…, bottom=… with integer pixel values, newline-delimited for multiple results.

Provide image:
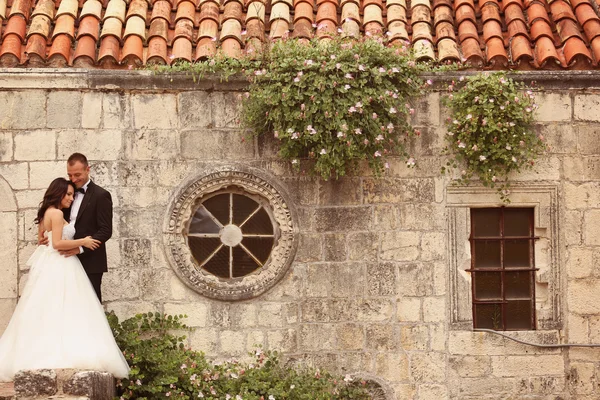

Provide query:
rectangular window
left=469, top=208, right=537, bottom=330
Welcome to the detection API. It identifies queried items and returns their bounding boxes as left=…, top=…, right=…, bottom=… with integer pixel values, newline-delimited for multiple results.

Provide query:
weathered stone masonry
left=1, top=70, right=600, bottom=399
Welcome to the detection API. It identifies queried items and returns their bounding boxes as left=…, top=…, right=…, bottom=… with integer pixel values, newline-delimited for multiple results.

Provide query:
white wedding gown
left=0, top=223, right=130, bottom=382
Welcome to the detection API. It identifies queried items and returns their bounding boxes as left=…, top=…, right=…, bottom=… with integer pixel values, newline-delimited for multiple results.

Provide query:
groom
left=59, top=153, right=113, bottom=302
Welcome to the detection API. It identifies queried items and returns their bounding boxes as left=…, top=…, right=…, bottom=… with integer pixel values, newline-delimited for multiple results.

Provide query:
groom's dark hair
left=67, top=153, right=89, bottom=167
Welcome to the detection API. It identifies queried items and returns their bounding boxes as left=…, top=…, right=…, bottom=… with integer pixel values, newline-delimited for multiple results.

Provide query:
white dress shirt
left=70, top=179, right=91, bottom=254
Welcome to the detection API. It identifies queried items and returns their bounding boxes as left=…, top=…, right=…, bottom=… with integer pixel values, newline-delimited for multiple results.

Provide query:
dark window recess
left=186, top=191, right=277, bottom=279
left=469, top=208, right=537, bottom=330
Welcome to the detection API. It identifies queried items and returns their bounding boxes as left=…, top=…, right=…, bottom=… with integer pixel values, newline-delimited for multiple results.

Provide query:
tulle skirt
left=0, top=246, right=129, bottom=382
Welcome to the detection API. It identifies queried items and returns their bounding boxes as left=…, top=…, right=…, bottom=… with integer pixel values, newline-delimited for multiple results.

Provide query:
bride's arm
left=48, top=210, right=101, bottom=251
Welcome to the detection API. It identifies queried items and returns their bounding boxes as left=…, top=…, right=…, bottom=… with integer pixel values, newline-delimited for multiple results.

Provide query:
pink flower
left=406, top=158, right=415, bottom=166
left=426, top=79, right=433, bottom=85
left=374, top=151, right=382, bottom=157
left=354, top=128, right=362, bottom=134
left=479, top=155, right=486, bottom=161
left=320, top=148, right=327, bottom=155
left=372, top=113, right=378, bottom=119
left=389, top=107, right=397, bottom=114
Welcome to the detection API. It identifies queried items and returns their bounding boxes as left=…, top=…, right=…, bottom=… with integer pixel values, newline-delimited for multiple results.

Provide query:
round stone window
left=164, top=168, right=297, bottom=300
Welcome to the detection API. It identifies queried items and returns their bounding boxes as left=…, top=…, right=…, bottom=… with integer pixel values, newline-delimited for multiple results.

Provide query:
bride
left=0, top=178, right=129, bottom=382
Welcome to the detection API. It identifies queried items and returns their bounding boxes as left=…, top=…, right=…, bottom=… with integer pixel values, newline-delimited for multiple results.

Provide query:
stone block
left=246, top=330, right=265, bottom=351
left=534, top=123, right=576, bottom=154
left=397, top=298, right=421, bottom=322
left=568, top=362, right=595, bottom=394
left=189, top=328, right=218, bottom=354
left=535, top=93, right=571, bottom=122
left=367, top=262, right=397, bottom=296
left=373, top=205, right=397, bottom=230
left=15, top=189, right=45, bottom=209
left=566, top=247, right=594, bottom=278
left=119, top=238, right=151, bottom=269
left=509, top=156, right=560, bottom=181
left=63, top=370, right=116, bottom=399
left=420, top=232, right=446, bottom=261
left=528, top=375, right=566, bottom=395
left=29, top=161, right=66, bottom=189
left=568, top=279, right=600, bottom=314
left=331, top=262, right=366, bottom=297
left=0, top=91, right=46, bottom=129
left=140, top=268, right=174, bottom=300
left=417, top=384, right=448, bottom=400
left=336, top=323, right=365, bottom=350
left=397, top=262, right=433, bottom=296
left=323, top=233, right=347, bottom=261
left=348, top=232, right=378, bottom=261
left=380, top=231, right=420, bottom=261
left=432, top=261, right=447, bottom=295
left=413, top=92, right=441, bottom=126
left=179, top=92, right=212, bottom=129
left=103, top=92, right=131, bottom=129
left=423, top=297, right=446, bottom=322
left=564, top=210, right=583, bottom=246
left=366, top=324, right=397, bottom=351
left=299, top=324, right=335, bottom=351
left=118, top=209, right=161, bottom=238
left=57, top=129, right=122, bottom=161
left=574, top=94, right=600, bottom=122
left=132, top=94, right=177, bottom=129
left=164, top=302, right=208, bottom=327
left=103, top=269, right=140, bottom=301
left=279, top=177, right=318, bottom=206
left=105, top=300, right=158, bottom=321
left=375, top=352, right=409, bottom=382
left=453, top=376, right=518, bottom=397
left=304, top=263, right=329, bottom=297
left=313, top=206, right=372, bottom=232
left=400, top=324, right=429, bottom=350
left=181, top=129, right=255, bottom=160
left=14, top=369, right=57, bottom=397
left=448, top=355, right=491, bottom=378
left=115, top=161, right=157, bottom=187
left=0, top=213, right=17, bottom=298
left=14, top=131, right=56, bottom=161
left=301, top=299, right=331, bottom=322
left=229, top=303, right=258, bottom=328
left=449, top=331, right=561, bottom=356
left=491, top=355, right=564, bottom=377
left=363, top=178, right=435, bottom=203
left=577, top=124, right=600, bottom=154
left=430, top=323, right=446, bottom=351
left=583, top=209, right=600, bottom=245
left=410, top=352, right=446, bottom=383
left=318, top=178, right=362, bottom=205
left=266, top=329, right=297, bottom=352
left=397, top=203, right=445, bottom=231
left=219, top=330, right=246, bottom=355
left=0, top=163, right=28, bottom=190
left=257, top=303, right=286, bottom=327
left=0, top=132, right=12, bottom=161
left=212, top=92, right=242, bottom=128
left=125, top=129, right=178, bottom=160
left=357, top=299, right=394, bottom=322
left=81, top=92, right=103, bottom=129
left=47, top=91, right=82, bottom=128
left=567, top=313, right=589, bottom=343
left=296, top=233, right=323, bottom=262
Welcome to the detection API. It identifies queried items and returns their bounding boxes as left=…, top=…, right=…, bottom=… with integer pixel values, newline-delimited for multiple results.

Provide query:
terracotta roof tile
left=0, top=0, right=599, bottom=69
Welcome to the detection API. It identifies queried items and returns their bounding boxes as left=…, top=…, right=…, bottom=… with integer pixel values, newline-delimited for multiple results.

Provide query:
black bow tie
left=76, top=187, right=86, bottom=194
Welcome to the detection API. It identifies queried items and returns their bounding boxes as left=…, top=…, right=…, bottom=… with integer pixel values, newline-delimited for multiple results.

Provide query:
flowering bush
left=108, top=312, right=371, bottom=399
left=242, top=37, right=426, bottom=179
left=441, top=73, right=546, bottom=201
left=156, top=36, right=428, bottom=180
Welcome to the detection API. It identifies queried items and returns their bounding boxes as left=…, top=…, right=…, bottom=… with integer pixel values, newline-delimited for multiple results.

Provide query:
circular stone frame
left=163, top=166, right=298, bottom=301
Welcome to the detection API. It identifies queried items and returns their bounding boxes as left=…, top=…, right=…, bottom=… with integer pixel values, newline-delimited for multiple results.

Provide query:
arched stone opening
left=0, top=175, right=18, bottom=335
left=349, top=373, right=396, bottom=400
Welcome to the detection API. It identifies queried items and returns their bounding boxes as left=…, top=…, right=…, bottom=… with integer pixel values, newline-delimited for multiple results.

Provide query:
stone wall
left=1, top=70, right=600, bottom=399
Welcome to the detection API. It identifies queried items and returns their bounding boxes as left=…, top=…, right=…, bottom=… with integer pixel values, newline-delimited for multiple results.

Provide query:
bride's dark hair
left=35, top=178, right=76, bottom=224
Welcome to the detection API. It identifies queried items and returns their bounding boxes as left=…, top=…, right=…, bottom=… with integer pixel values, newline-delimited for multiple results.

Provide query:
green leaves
left=108, top=312, right=370, bottom=399
left=240, top=37, right=424, bottom=180
left=441, top=73, right=546, bottom=202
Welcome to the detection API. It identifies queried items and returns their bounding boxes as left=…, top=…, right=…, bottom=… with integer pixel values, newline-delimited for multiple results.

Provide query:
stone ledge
left=14, top=370, right=114, bottom=400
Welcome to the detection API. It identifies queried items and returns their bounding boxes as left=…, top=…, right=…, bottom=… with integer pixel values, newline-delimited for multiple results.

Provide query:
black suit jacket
left=64, top=181, right=113, bottom=274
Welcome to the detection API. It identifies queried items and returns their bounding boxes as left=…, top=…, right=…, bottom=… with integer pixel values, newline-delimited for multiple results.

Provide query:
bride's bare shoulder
left=44, top=208, right=63, bottom=219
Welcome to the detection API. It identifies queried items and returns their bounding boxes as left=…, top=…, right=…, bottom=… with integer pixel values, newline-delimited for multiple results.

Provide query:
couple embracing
left=0, top=153, right=129, bottom=382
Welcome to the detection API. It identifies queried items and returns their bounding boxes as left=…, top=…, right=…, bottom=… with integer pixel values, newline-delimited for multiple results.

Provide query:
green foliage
left=151, top=36, right=430, bottom=180
left=441, top=73, right=546, bottom=202
left=241, top=37, right=426, bottom=179
left=108, top=312, right=371, bottom=399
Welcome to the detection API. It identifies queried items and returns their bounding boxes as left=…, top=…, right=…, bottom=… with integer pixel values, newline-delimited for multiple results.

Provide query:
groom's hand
left=60, top=248, right=80, bottom=257
left=38, top=236, right=49, bottom=246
